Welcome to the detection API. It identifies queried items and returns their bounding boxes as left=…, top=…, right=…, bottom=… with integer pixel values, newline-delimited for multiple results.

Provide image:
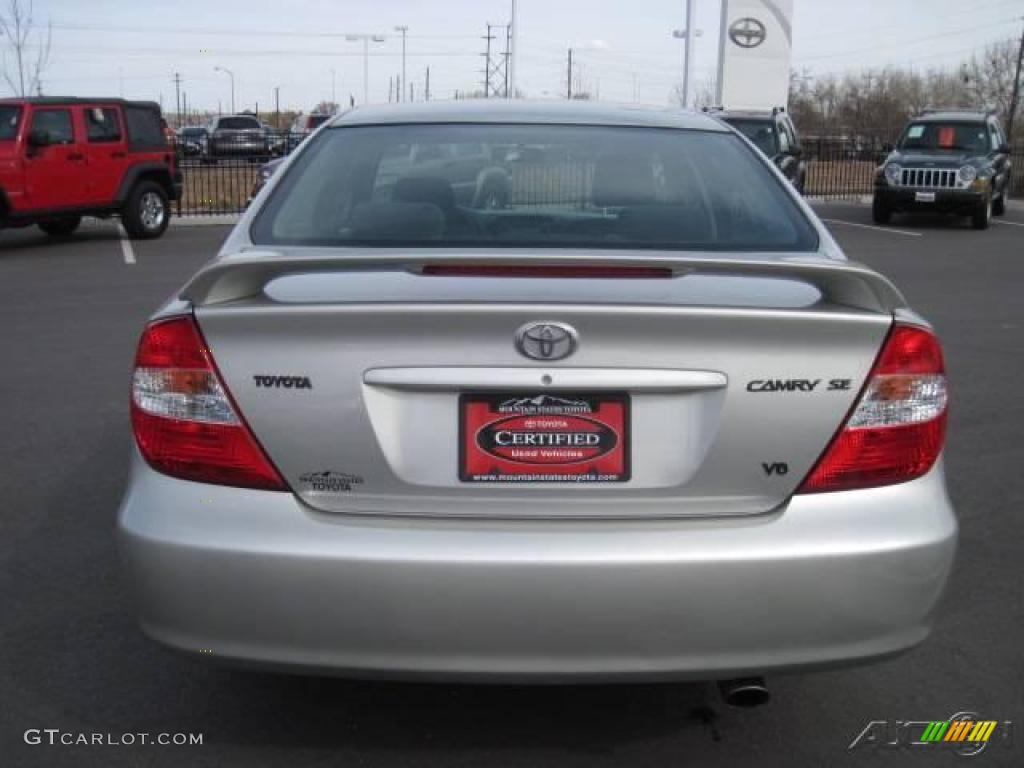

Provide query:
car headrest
left=393, top=176, right=457, bottom=212
left=591, top=154, right=657, bottom=207
left=349, top=202, right=445, bottom=240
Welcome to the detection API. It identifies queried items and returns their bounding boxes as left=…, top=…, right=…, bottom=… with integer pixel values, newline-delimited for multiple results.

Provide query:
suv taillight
left=797, top=324, right=948, bottom=493
left=130, top=316, right=287, bottom=490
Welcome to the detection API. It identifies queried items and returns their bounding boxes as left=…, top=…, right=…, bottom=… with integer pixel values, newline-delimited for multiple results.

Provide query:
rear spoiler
left=180, top=251, right=907, bottom=313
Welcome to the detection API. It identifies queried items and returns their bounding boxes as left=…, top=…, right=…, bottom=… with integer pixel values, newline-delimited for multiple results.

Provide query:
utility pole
left=389, top=76, right=394, bottom=102
left=482, top=23, right=510, bottom=98
left=274, top=86, right=280, bottom=128
left=1007, top=18, right=1024, bottom=147
left=483, top=24, right=495, bottom=97
left=567, top=48, right=573, bottom=99
left=173, top=72, right=182, bottom=127
left=410, top=82, right=414, bottom=102
left=425, top=66, right=430, bottom=101
left=504, top=24, right=512, bottom=97
left=331, top=68, right=336, bottom=106
left=394, top=25, right=409, bottom=103
left=509, top=0, right=517, bottom=97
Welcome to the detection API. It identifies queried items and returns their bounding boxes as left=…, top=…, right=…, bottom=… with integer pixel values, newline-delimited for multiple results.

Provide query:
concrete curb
left=170, top=215, right=241, bottom=227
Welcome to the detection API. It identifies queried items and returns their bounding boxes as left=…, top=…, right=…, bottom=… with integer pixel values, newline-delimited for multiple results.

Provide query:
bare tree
left=671, top=76, right=716, bottom=109
left=0, top=0, right=51, bottom=96
left=960, top=38, right=1018, bottom=129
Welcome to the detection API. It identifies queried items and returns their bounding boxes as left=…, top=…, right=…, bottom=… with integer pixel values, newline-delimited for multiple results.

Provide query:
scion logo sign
left=848, top=711, right=1012, bottom=758
left=514, top=322, right=578, bottom=361
left=460, top=393, right=629, bottom=483
left=729, top=17, right=767, bottom=48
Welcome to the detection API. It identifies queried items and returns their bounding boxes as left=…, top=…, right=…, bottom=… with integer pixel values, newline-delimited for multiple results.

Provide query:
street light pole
left=682, top=0, right=694, bottom=108
left=672, top=1, right=701, bottom=109
left=394, top=25, right=409, bottom=103
left=214, top=66, right=235, bottom=113
left=346, top=34, right=386, bottom=105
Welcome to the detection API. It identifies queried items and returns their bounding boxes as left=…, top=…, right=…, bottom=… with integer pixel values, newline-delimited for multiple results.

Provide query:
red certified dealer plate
left=460, top=393, right=630, bottom=483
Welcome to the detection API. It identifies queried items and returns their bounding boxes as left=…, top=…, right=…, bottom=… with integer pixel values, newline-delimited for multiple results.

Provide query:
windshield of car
left=721, top=118, right=779, bottom=156
left=899, top=121, right=988, bottom=152
left=251, top=123, right=817, bottom=252
left=217, top=117, right=260, bottom=130
left=0, top=105, right=22, bottom=140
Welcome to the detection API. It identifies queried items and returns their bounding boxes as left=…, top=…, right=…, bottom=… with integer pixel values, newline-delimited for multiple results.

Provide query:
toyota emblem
left=515, top=322, right=578, bottom=361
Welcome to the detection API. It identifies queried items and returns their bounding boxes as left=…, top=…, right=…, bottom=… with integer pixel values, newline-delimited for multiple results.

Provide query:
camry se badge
left=515, top=322, right=578, bottom=361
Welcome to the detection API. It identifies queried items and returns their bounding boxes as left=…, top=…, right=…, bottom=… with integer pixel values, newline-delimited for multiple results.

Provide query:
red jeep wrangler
left=0, top=97, right=183, bottom=238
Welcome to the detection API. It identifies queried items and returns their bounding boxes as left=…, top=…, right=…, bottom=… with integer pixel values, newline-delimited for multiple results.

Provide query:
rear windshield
left=251, top=123, right=817, bottom=252
left=180, top=127, right=207, bottom=137
left=722, top=118, right=778, bottom=156
left=900, top=122, right=988, bottom=152
left=0, top=105, right=22, bottom=140
left=218, top=117, right=260, bottom=130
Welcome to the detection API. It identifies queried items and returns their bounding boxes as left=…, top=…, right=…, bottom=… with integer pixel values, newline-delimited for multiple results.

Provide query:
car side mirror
left=881, top=142, right=894, bottom=153
left=997, top=143, right=1010, bottom=154
left=27, top=129, right=51, bottom=148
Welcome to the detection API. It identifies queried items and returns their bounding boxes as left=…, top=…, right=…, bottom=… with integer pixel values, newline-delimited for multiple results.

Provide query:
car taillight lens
left=130, top=316, right=287, bottom=491
left=797, top=324, right=948, bottom=494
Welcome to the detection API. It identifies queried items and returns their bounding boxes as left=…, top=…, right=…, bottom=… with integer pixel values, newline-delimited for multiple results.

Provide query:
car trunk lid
left=186, top=249, right=899, bottom=518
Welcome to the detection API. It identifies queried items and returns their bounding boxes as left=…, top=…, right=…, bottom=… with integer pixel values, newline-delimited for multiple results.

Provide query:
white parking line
left=993, top=219, right=1024, bottom=228
left=820, top=218, right=923, bottom=238
left=118, top=224, right=136, bottom=265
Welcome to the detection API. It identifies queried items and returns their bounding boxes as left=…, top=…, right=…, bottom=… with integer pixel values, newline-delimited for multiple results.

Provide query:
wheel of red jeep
left=122, top=181, right=169, bottom=239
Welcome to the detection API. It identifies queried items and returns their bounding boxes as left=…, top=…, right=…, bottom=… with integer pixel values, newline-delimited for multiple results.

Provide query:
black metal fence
left=173, top=134, right=1024, bottom=215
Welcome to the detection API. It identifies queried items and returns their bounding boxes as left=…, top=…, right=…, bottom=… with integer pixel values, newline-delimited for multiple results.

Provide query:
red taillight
left=797, top=324, right=948, bottom=494
left=130, top=316, right=287, bottom=491
left=421, top=264, right=673, bottom=278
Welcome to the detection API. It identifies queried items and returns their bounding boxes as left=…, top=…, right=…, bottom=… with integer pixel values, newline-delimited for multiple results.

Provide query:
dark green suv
left=873, top=109, right=1012, bottom=230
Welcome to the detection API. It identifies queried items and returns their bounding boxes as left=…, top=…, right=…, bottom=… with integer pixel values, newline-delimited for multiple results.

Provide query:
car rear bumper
left=875, top=184, right=985, bottom=213
left=117, top=451, right=957, bottom=682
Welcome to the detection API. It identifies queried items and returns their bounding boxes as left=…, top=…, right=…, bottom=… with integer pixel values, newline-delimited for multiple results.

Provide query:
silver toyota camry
left=117, top=101, right=956, bottom=698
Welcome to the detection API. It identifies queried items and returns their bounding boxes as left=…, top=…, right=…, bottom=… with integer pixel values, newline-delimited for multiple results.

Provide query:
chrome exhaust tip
left=717, top=677, right=770, bottom=708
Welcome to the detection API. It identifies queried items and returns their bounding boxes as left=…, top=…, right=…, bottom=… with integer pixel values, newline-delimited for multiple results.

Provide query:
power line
left=30, top=44, right=478, bottom=58
left=48, top=21, right=478, bottom=39
left=794, top=18, right=1018, bottom=62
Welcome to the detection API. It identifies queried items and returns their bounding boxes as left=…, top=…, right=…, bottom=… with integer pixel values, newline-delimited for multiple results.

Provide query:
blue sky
left=8, top=0, right=1023, bottom=114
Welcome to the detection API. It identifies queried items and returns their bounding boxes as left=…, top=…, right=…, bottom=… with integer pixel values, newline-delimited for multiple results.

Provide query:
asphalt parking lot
left=2, top=203, right=1022, bottom=767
